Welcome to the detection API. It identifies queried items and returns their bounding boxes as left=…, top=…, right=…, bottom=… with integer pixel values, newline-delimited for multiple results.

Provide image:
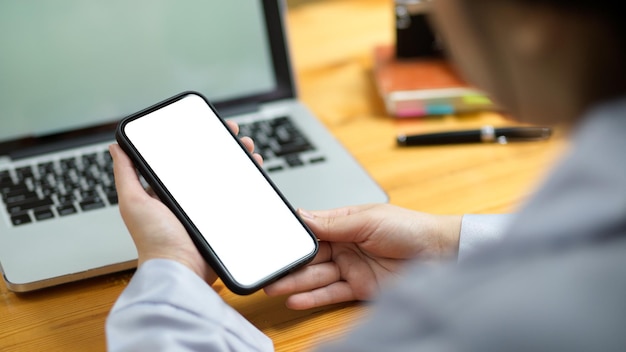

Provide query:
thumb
left=297, top=205, right=376, bottom=244
left=109, top=144, right=148, bottom=201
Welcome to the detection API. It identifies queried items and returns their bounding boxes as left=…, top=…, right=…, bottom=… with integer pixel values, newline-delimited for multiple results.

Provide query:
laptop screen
left=0, top=0, right=289, bottom=144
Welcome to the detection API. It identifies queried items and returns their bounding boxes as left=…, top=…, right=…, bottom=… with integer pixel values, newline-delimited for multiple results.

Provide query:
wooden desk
left=0, top=1, right=567, bottom=351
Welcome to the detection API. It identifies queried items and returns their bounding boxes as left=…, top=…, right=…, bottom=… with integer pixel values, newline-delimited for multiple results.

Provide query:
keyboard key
left=285, top=155, right=304, bottom=167
left=57, top=204, right=77, bottom=216
left=106, top=192, right=118, bottom=205
left=0, top=171, right=13, bottom=187
left=267, top=166, right=284, bottom=172
left=0, top=170, right=10, bottom=179
left=41, top=187, right=57, bottom=197
left=34, top=207, right=54, bottom=221
left=15, top=166, right=34, bottom=180
left=4, top=190, right=39, bottom=204
left=273, top=141, right=313, bottom=157
left=82, top=153, right=98, bottom=167
left=79, top=197, right=105, bottom=211
left=80, top=190, right=98, bottom=199
left=11, top=213, right=32, bottom=226
left=60, top=158, right=77, bottom=172
left=57, top=194, right=76, bottom=204
left=7, top=197, right=54, bottom=215
left=37, top=162, right=54, bottom=175
left=1, top=183, right=29, bottom=198
left=270, top=116, right=290, bottom=126
left=309, top=156, right=326, bottom=164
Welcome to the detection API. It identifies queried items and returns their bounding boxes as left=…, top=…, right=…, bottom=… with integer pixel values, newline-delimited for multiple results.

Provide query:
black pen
left=396, top=126, right=552, bottom=146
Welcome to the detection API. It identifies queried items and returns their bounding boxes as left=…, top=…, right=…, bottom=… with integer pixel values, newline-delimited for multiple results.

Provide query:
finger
left=225, top=120, right=239, bottom=135
left=252, top=153, right=264, bottom=166
left=264, top=260, right=339, bottom=296
left=300, top=204, right=376, bottom=219
left=240, top=136, right=255, bottom=154
left=109, top=144, right=150, bottom=202
left=297, top=205, right=377, bottom=243
left=284, top=281, right=356, bottom=310
left=225, top=121, right=261, bottom=164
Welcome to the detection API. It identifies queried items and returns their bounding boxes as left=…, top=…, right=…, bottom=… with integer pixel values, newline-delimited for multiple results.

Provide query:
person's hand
left=264, top=204, right=462, bottom=310
left=110, top=120, right=262, bottom=284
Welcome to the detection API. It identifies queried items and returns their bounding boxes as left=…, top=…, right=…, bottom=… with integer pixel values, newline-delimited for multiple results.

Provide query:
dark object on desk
left=395, top=0, right=443, bottom=58
left=397, top=126, right=553, bottom=146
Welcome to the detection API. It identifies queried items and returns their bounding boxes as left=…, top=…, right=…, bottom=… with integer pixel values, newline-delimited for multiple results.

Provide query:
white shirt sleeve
left=106, top=259, right=273, bottom=352
left=457, top=214, right=512, bottom=262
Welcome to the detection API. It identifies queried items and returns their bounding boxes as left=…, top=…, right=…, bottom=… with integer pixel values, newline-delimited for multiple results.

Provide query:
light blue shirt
left=458, top=214, right=512, bottom=261
left=106, top=216, right=507, bottom=351
left=106, top=259, right=273, bottom=351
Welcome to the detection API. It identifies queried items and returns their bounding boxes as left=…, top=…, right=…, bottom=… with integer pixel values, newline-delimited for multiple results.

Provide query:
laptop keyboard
left=1, top=147, right=117, bottom=227
left=238, top=116, right=326, bottom=172
left=1, top=116, right=325, bottom=227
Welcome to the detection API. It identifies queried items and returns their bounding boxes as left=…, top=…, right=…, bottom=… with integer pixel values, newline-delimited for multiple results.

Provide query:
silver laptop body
left=0, top=0, right=387, bottom=292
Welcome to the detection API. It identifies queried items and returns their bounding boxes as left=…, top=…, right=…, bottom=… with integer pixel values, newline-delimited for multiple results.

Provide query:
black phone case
left=114, top=91, right=318, bottom=295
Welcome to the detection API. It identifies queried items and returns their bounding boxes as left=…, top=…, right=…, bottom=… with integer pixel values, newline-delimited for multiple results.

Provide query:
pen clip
left=480, top=126, right=496, bottom=143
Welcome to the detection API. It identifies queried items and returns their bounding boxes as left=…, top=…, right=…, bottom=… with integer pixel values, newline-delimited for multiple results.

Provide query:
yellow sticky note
left=463, top=95, right=492, bottom=105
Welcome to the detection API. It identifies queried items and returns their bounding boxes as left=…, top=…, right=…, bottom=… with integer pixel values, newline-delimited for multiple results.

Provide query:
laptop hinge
left=9, top=130, right=115, bottom=160
left=216, top=102, right=260, bottom=118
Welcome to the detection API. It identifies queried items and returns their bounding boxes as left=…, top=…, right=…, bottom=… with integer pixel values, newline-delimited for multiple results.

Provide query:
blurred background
left=287, top=0, right=320, bottom=7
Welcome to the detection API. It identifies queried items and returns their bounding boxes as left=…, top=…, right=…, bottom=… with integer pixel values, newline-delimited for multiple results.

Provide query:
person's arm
left=106, top=259, right=273, bottom=352
left=457, top=214, right=512, bottom=262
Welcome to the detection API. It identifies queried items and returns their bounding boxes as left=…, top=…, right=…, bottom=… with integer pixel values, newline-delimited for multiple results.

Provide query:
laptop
left=0, top=0, right=388, bottom=292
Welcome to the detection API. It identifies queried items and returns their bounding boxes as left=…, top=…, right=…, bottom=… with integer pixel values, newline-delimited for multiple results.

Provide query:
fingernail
left=298, top=208, right=315, bottom=221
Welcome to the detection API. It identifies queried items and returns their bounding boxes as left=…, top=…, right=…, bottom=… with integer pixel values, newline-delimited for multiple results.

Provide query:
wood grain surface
left=0, top=1, right=567, bottom=351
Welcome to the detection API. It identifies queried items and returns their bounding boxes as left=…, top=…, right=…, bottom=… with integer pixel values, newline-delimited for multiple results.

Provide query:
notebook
left=0, top=0, right=388, bottom=292
left=373, top=45, right=497, bottom=117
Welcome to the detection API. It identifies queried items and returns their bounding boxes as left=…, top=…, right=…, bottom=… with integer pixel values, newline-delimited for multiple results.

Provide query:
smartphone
left=115, top=91, right=319, bottom=295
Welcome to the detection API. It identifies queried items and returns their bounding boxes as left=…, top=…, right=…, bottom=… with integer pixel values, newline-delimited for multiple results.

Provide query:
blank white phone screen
left=123, top=94, right=317, bottom=286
